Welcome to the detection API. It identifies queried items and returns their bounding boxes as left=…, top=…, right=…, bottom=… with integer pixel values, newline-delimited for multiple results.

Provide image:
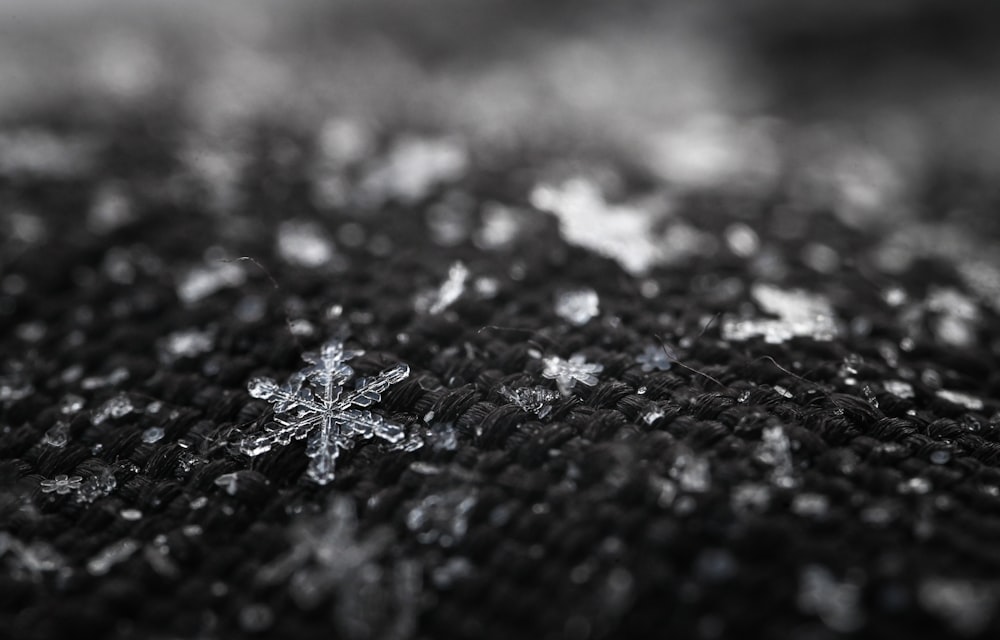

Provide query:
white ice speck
left=177, top=260, right=246, bottom=305
left=159, top=328, right=214, bottom=363
left=792, top=493, right=829, bottom=517
left=555, top=288, right=600, bottom=326
left=670, top=449, right=711, bottom=493
left=884, top=380, right=914, bottom=399
left=936, top=389, right=984, bottom=411
left=120, top=508, right=143, bottom=521
left=87, top=539, right=140, bottom=576
left=541, top=353, right=603, bottom=396
left=277, top=220, right=338, bottom=268
left=722, top=283, right=839, bottom=343
left=214, top=473, right=240, bottom=495
left=414, top=262, right=469, bottom=315
left=474, top=203, right=523, bottom=249
left=241, top=339, right=409, bottom=484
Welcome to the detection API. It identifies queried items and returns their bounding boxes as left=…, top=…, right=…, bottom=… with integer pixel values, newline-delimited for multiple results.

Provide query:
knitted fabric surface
left=2, top=3, right=1000, bottom=640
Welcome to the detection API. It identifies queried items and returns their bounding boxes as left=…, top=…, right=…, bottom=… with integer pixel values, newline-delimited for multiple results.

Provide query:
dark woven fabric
left=3, top=4, right=1000, bottom=640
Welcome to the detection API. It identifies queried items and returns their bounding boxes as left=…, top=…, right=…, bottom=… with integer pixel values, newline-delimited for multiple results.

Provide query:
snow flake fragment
left=756, top=425, right=796, bottom=488
left=141, top=426, right=165, bottom=444
left=722, top=283, right=839, bottom=343
left=554, top=288, right=600, bottom=326
left=360, top=136, right=468, bottom=204
left=91, top=393, right=135, bottom=425
left=414, top=262, right=468, bottom=315
left=541, top=353, right=603, bottom=396
left=39, top=475, right=83, bottom=495
left=241, top=339, right=410, bottom=484
left=499, top=385, right=560, bottom=418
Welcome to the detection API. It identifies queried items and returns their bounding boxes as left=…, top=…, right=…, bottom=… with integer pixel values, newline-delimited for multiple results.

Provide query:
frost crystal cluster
left=554, top=288, right=600, bottom=326
left=414, top=262, right=469, bottom=315
left=541, top=354, right=603, bottom=396
left=499, top=385, right=561, bottom=418
left=722, top=283, right=839, bottom=343
left=241, top=340, right=410, bottom=484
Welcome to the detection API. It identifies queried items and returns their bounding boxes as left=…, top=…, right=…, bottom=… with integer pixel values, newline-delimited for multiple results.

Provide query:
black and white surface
left=2, top=3, right=1000, bottom=639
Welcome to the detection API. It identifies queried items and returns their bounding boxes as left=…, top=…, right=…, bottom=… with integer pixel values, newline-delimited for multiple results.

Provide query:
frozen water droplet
left=120, top=508, right=143, bottom=521
left=862, top=385, right=879, bottom=408
left=554, top=288, right=600, bottom=326
left=773, top=385, right=793, bottom=399
left=737, top=390, right=751, bottom=404
left=190, top=496, right=208, bottom=509
left=59, top=394, right=85, bottom=414
left=41, top=422, right=70, bottom=448
left=930, top=450, right=951, bottom=465
left=176, top=259, right=245, bottom=305
left=142, top=426, right=165, bottom=444
left=637, top=386, right=647, bottom=395
left=159, top=328, right=214, bottom=363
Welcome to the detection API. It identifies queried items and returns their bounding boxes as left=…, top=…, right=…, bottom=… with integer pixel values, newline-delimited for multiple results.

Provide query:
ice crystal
left=39, top=474, right=83, bottom=495
left=530, top=178, right=666, bottom=275
left=414, top=262, right=468, bottom=315
left=41, top=422, right=70, bottom=447
left=542, top=354, right=603, bottom=396
left=670, top=449, right=711, bottom=493
left=636, top=344, right=675, bottom=372
left=91, top=393, right=135, bottom=425
left=142, top=426, right=165, bottom=444
left=722, top=283, right=839, bottom=343
left=554, top=288, right=600, bottom=326
left=241, top=339, right=410, bottom=484
left=80, top=366, right=129, bottom=390
left=75, top=467, right=117, bottom=504
left=499, top=385, right=560, bottom=418
left=936, top=389, right=984, bottom=411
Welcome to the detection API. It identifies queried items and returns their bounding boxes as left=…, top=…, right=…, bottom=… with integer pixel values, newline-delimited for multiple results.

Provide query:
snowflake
left=241, top=340, right=410, bottom=484
left=541, top=354, right=603, bottom=396
left=39, top=474, right=83, bottom=494
left=636, top=343, right=676, bottom=372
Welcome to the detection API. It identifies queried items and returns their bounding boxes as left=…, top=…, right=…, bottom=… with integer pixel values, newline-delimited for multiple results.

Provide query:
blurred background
left=3, top=0, right=1000, bottom=248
